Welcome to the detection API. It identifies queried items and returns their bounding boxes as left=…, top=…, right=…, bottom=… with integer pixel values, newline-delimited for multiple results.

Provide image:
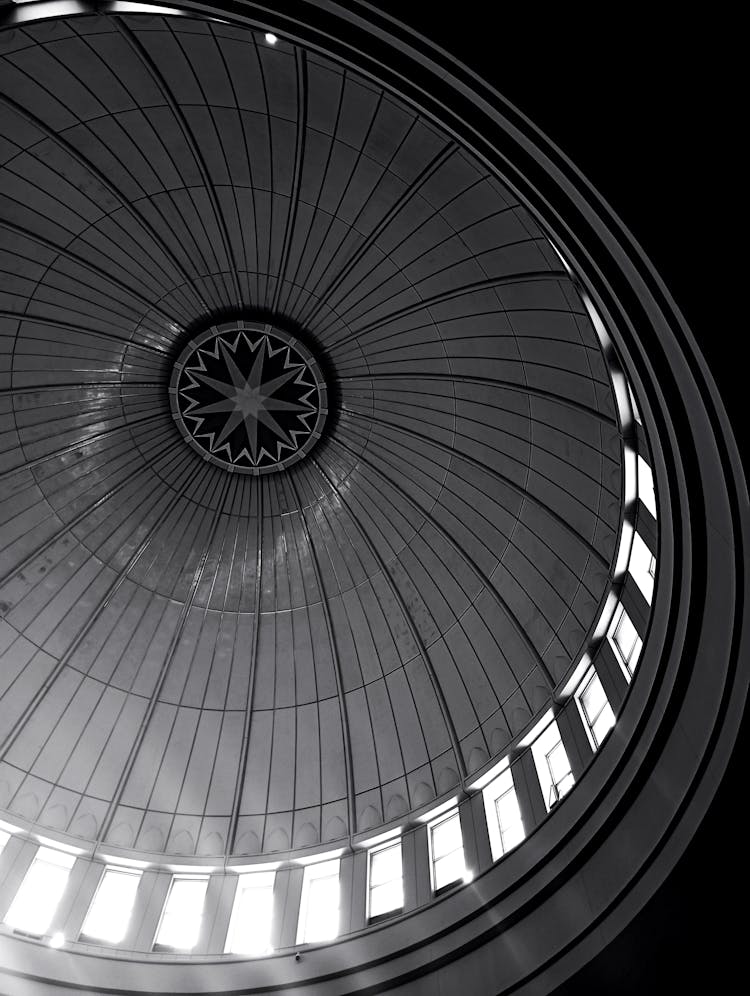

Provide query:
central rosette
left=169, top=320, right=328, bottom=474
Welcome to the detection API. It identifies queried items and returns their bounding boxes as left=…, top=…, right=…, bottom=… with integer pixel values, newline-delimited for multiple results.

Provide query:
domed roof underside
left=0, top=13, right=622, bottom=857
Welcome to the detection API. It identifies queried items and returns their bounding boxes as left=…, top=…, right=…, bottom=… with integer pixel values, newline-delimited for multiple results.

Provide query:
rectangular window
left=629, top=531, right=655, bottom=603
left=576, top=669, right=616, bottom=750
left=4, top=846, right=75, bottom=935
left=80, top=865, right=142, bottom=943
left=224, top=870, right=276, bottom=955
left=530, top=717, right=575, bottom=812
left=482, top=766, right=525, bottom=862
left=153, top=875, right=209, bottom=951
left=637, top=455, right=657, bottom=518
left=428, top=809, right=466, bottom=892
left=367, top=839, right=403, bottom=921
left=296, top=858, right=340, bottom=945
left=608, top=603, right=642, bottom=680
left=546, top=741, right=575, bottom=806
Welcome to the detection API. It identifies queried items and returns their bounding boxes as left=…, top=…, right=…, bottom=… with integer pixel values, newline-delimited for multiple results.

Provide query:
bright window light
left=530, top=718, right=575, bottom=812
left=482, top=766, right=525, bottom=862
left=637, top=455, right=657, bottom=518
left=80, top=866, right=142, bottom=943
left=368, top=839, right=403, bottom=920
left=0, top=830, right=9, bottom=854
left=296, top=858, right=340, bottom=945
left=628, top=382, right=642, bottom=425
left=153, top=875, right=209, bottom=951
left=608, top=603, right=642, bottom=681
left=428, top=809, right=466, bottom=892
left=629, top=531, right=655, bottom=603
left=4, top=846, right=75, bottom=935
left=225, top=869, right=276, bottom=955
left=576, top=668, right=615, bottom=750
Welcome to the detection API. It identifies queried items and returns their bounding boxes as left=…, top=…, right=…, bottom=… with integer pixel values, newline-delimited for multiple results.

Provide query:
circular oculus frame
left=169, top=320, right=328, bottom=475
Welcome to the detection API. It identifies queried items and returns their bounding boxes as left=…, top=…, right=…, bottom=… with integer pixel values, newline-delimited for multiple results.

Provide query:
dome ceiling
left=0, top=12, right=623, bottom=858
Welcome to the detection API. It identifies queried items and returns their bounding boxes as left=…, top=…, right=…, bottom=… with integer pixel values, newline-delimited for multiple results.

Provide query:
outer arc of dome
left=0, top=4, right=744, bottom=996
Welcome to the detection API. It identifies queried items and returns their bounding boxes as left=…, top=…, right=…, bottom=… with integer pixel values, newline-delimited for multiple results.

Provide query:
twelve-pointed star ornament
left=172, top=325, right=327, bottom=473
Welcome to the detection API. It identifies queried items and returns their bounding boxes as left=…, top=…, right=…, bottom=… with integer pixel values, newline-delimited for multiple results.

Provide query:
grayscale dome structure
left=0, top=3, right=745, bottom=995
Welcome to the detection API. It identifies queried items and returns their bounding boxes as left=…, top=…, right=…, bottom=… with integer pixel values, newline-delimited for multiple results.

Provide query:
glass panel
left=483, top=766, right=525, bottom=861
left=0, top=830, right=9, bottom=854
left=637, top=455, right=657, bottom=517
left=581, top=674, right=607, bottom=723
left=297, top=859, right=340, bottom=944
left=368, top=840, right=403, bottom=917
left=592, top=702, right=616, bottom=745
left=154, top=876, right=209, bottom=950
left=500, top=813, right=525, bottom=852
left=433, top=849, right=466, bottom=891
left=545, top=739, right=574, bottom=806
left=225, top=871, right=275, bottom=955
left=577, top=670, right=616, bottom=749
left=369, top=879, right=404, bottom=919
left=4, top=847, right=75, bottom=935
left=556, top=771, right=575, bottom=799
left=304, top=874, right=339, bottom=942
left=495, top=785, right=524, bottom=853
left=81, top=867, right=141, bottom=943
left=370, top=841, right=401, bottom=887
left=429, top=810, right=466, bottom=890
left=530, top=715, right=575, bottom=813
left=431, top=812, right=462, bottom=860
left=629, top=531, right=655, bottom=603
left=546, top=741, right=570, bottom=784
left=614, top=611, right=638, bottom=662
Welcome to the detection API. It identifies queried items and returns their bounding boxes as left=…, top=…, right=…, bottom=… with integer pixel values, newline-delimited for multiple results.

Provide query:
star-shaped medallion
left=170, top=322, right=327, bottom=474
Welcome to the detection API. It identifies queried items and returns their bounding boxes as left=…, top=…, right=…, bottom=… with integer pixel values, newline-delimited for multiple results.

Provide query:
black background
left=366, top=7, right=743, bottom=993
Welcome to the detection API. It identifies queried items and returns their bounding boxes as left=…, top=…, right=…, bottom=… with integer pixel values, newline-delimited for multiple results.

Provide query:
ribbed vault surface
left=0, top=13, right=623, bottom=858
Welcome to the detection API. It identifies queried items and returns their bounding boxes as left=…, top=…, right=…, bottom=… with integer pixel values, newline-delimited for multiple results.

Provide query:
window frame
left=637, top=454, right=657, bottom=518
left=152, top=873, right=210, bottom=952
left=366, top=837, right=404, bottom=923
left=427, top=807, right=466, bottom=894
left=608, top=602, right=643, bottom=681
left=529, top=715, right=575, bottom=813
left=224, top=868, right=277, bottom=955
left=576, top=667, right=616, bottom=751
left=79, top=864, right=142, bottom=944
left=296, top=857, right=341, bottom=946
left=629, top=530, right=656, bottom=603
left=3, top=845, right=76, bottom=936
left=482, top=764, right=525, bottom=862
left=545, top=740, right=574, bottom=807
